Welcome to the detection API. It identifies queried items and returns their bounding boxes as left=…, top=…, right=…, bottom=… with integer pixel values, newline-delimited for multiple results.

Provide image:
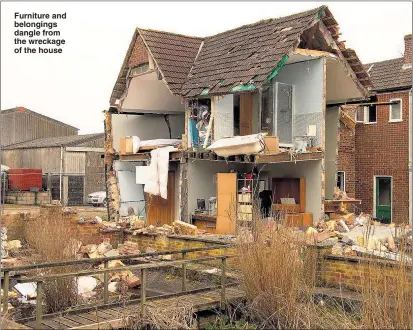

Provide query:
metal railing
left=1, top=246, right=235, bottom=329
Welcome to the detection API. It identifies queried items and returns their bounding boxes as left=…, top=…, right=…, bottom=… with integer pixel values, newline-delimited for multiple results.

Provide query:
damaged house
left=105, top=5, right=373, bottom=233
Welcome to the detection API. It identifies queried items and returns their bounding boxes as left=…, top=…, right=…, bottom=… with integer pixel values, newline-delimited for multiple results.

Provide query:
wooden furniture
left=272, top=177, right=305, bottom=212
left=145, top=172, right=175, bottom=227
left=286, top=213, right=313, bottom=227
left=191, top=213, right=216, bottom=233
left=240, top=94, right=253, bottom=136
left=324, top=199, right=361, bottom=213
left=263, top=136, right=280, bottom=154
left=216, top=173, right=237, bottom=235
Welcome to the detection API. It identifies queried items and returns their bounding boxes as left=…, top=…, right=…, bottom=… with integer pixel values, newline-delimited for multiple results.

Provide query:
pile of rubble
left=1, top=227, right=26, bottom=267
left=307, top=211, right=412, bottom=261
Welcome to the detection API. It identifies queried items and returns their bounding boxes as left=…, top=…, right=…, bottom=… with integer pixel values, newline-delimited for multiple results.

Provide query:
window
left=364, top=105, right=377, bottom=123
left=355, top=107, right=365, bottom=122
left=389, top=99, right=402, bottom=122
left=129, top=63, right=149, bottom=77
left=336, top=171, right=345, bottom=191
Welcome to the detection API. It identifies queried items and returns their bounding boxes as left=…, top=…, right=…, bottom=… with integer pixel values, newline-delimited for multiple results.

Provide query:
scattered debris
left=173, top=220, right=197, bottom=236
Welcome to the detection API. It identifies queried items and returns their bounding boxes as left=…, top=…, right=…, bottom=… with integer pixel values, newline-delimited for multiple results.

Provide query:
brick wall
left=354, top=91, right=410, bottom=223
left=128, top=35, right=149, bottom=68
left=337, top=118, right=356, bottom=198
left=126, top=233, right=237, bottom=267
left=404, top=34, right=412, bottom=66
left=319, top=254, right=412, bottom=291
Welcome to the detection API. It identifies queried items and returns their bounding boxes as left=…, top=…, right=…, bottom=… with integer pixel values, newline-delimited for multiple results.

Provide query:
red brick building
left=339, top=34, right=412, bottom=224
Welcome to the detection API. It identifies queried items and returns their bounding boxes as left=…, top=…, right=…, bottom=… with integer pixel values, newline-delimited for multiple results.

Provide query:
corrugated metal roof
left=1, top=108, right=79, bottom=131
left=3, top=133, right=104, bottom=150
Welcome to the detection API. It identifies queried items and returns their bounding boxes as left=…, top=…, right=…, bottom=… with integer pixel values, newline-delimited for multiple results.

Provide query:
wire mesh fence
left=0, top=171, right=106, bottom=210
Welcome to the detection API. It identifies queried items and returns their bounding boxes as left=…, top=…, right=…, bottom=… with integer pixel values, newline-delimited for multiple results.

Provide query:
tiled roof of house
left=138, top=29, right=203, bottom=94
left=111, top=5, right=370, bottom=101
left=1, top=108, right=78, bottom=131
left=3, top=133, right=104, bottom=150
left=181, top=7, right=323, bottom=97
left=364, top=57, right=412, bottom=91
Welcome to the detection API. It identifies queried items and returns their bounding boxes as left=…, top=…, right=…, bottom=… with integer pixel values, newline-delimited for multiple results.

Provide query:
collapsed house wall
left=187, top=161, right=246, bottom=220
left=111, top=113, right=184, bottom=152
left=265, top=160, right=323, bottom=221
left=274, top=58, right=324, bottom=146
left=325, top=107, right=340, bottom=199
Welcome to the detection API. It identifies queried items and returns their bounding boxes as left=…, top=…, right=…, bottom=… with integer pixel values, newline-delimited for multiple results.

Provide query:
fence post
left=140, top=269, right=146, bottom=319
left=103, top=260, right=109, bottom=304
left=2, top=271, right=10, bottom=313
left=35, top=281, right=43, bottom=329
left=182, top=251, right=187, bottom=291
left=220, top=257, right=227, bottom=310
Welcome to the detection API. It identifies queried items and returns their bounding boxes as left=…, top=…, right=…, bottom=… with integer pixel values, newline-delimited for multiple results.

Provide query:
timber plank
left=62, top=314, right=94, bottom=326
left=25, top=321, right=52, bottom=329
left=42, top=319, right=68, bottom=329
left=55, top=317, right=81, bottom=328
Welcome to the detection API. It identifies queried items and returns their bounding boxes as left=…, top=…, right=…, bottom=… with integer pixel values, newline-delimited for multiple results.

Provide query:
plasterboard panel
left=121, top=72, right=185, bottom=113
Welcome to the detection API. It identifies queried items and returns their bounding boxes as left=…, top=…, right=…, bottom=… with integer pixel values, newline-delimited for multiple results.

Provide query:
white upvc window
left=389, top=98, right=403, bottom=122
left=364, top=105, right=377, bottom=124
left=355, top=107, right=365, bottom=123
left=336, top=171, right=346, bottom=192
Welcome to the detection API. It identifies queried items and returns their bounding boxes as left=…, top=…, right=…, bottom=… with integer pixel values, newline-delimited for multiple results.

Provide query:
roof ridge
left=204, top=5, right=324, bottom=39
left=364, top=57, right=404, bottom=67
left=1, top=107, right=79, bottom=130
left=137, top=27, right=203, bottom=40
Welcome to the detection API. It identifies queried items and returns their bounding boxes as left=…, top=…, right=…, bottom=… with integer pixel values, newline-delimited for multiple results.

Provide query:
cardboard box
left=120, top=137, right=133, bottom=155
left=264, top=136, right=280, bottom=154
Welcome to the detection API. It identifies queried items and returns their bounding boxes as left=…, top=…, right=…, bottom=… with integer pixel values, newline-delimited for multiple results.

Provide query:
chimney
left=404, top=34, right=412, bottom=66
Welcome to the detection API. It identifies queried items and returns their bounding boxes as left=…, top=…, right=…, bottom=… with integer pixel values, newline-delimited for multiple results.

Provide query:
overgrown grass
left=24, top=207, right=80, bottom=313
left=236, top=210, right=412, bottom=329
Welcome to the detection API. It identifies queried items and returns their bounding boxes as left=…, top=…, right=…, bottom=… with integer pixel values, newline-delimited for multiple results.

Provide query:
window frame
left=389, top=98, right=403, bottom=122
left=355, top=107, right=365, bottom=123
left=364, top=105, right=377, bottom=124
left=336, top=171, right=346, bottom=192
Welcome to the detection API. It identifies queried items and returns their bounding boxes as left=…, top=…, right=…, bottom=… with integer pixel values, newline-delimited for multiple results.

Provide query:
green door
left=376, top=177, right=391, bottom=223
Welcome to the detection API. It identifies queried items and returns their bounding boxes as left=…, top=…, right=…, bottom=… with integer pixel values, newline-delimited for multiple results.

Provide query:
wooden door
left=216, top=173, right=237, bottom=235
left=146, top=172, right=175, bottom=227
left=375, top=177, right=391, bottom=223
left=240, top=93, right=253, bottom=135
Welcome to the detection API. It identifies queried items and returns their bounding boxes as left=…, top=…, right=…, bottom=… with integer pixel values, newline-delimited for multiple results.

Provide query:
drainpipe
left=409, top=89, right=412, bottom=224
left=59, top=146, right=63, bottom=205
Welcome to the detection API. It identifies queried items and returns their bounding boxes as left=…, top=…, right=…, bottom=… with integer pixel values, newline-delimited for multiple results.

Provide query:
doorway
left=375, top=176, right=392, bottom=223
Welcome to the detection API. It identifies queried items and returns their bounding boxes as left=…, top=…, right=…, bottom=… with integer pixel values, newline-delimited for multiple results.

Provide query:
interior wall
left=187, top=160, right=246, bottom=216
left=252, top=92, right=260, bottom=134
left=121, top=71, right=185, bottom=113
left=112, top=114, right=185, bottom=152
left=326, top=58, right=364, bottom=103
left=263, top=160, right=323, bottom=221
left=325, top=107, right=340, bottom=199
left=214, top=95, right=234, bottom=140
left=114, top=160, right=146, bottom=217
left=274, top=58, right=323, bottom=146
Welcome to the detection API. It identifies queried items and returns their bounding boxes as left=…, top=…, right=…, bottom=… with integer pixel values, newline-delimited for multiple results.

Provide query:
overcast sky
left=1, top=1, right=412, bottom=134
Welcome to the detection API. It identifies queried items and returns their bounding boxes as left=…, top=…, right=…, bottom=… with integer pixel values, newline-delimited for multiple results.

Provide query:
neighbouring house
left=337, top=34, right=412, bottom=224
left=105, top=5, right=373, bottom=232
left=1, top=108, right=105, bottom=206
